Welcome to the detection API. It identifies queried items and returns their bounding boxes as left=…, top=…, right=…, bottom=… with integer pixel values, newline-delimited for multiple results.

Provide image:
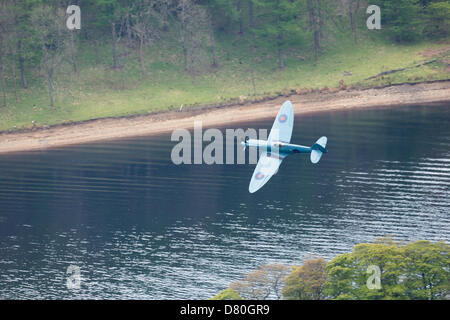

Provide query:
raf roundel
left=255, top=172, right=264, bottom=180
left=278, top=114, right=288, bottom=123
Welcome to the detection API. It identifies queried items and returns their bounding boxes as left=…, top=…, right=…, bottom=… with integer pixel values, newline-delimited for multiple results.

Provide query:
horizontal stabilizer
left=311, top=136, right=327, bottom=164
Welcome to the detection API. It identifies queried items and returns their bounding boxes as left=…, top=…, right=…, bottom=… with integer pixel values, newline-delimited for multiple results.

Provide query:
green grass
left=0, top=29, right=448, bottom=132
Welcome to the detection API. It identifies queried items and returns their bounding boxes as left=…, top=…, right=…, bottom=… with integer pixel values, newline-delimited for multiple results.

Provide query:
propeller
left=240, top=136, right=250, bottom=151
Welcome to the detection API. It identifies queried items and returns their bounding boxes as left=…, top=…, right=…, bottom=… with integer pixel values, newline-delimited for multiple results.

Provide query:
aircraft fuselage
left=244, top=139, right=312, bottom=156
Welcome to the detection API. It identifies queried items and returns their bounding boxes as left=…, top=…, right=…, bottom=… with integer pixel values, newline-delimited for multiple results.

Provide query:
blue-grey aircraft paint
left=242, top=100, right=328, bottom=193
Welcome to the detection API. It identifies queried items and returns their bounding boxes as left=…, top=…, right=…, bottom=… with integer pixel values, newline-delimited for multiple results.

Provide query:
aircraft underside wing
left=268, top=100, right=294, bottom=144
left=249, top=152, right=284, bottom=193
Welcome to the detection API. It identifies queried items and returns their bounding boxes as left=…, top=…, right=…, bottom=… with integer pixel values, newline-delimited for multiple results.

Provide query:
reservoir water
left=0, top=104, right=449, bottom=299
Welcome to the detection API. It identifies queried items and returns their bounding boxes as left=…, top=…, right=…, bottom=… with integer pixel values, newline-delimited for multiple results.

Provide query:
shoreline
left=0, top=81, right=449, bottom=154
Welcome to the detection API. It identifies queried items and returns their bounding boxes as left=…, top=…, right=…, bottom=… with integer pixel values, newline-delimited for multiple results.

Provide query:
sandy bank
left=0, top=81, right=449, bottom=154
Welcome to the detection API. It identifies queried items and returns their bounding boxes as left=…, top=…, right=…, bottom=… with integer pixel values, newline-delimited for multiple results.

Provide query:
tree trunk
left=94, top=39, right=100, bottom=64
left=139, top=37, right=145, bottom=76
left=179, top=0, right=188, bottom=71
left=47, top=73, right=54, bottom=108
left=17, top=40, right=28, bottom=89
left=276, top=0, right=284, bottom=69
left=9, top=46, right=18, bottom=102
left=349, top=7, right=354, bottom=41
left=249, top=0, right=254, bottom=29
left=210, top=19, right=218, bottom=67
left=249, top=64, right=256, bottom=95
left=180, top=19, right=188, bottom=70
left=126, top=14, right=132, bottom=49
left=0, top=54, right=7, bottom=108
left=237, top=0, right=243, bottom=35
left=277, top=45, right=284, bottom=69
left=318, top=0, right=324, bottom=40
left=307, top=0, right=320, bottom=64
left=70, top=31, right=78, bottom=74
left=45, top=63, right=54, bottom=108
left=183, top=45, right=188, bottom=71
left=111, top=22, right=120, bottom=69
left=349, top=0, right=360, bottom=44
left=161, top=1, right=169, bottom=31
left=314, top=30, right=319, bottom=64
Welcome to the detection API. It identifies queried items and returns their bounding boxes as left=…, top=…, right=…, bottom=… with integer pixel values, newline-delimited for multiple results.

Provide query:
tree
left=402, top=240, right=450, bottom=300
left=31, top=5, right=67, bottom=108
left=423, top=1, right=450, bottom=38
left=199, top=0, right=229, bottom=67
left=0, top=0, right=26, bottom=103
left=97, top=0, right=128, bottom=69
left=230, top=264, right=290, bottom=299
left=12, top=0, right=34, bottom=90
left=237, top=0, right=244, bottom=35
left=209, top=288, right=243, bottom=300
left=306, top=0, right=332, bottom=64
left=372, top=0, right=423, bottom=42
left=261, top=264, right=291, bottom=299
left=325, top=238, right=406, bottom=299
left=0, top=1, right=15, bottom=107
left=67, top=19, right=79, bottom=74
left=347, top=0, right=361, bottom=44
left=131, top=1, right=162, bottom=76
left=253, top=0, right=306, bottom=69
left=177, top=0, right=210, bottom=74
left=324, top=239, right=450, bottom=300
left=322, top=252, right=357, bottom=299
left=282, top=257, right=327, bottom=300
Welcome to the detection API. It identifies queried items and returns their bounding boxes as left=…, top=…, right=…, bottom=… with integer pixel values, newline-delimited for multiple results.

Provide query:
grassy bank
left=0, top=30, right=448, bottom=132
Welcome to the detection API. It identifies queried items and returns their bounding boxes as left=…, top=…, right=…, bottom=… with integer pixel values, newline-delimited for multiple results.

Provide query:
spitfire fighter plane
left=242, top=100, right=328, bottom=193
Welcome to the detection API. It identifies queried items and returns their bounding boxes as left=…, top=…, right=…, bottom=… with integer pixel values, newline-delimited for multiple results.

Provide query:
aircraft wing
left=268, top=100, right=294, bottom=143
left=249, top=152, right=284, bottom=193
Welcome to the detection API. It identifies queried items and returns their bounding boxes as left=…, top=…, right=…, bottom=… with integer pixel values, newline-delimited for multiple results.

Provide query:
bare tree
left=31, top=6, right=67, bottom=108
left=177, top=0, right=210, bottom=74
left=124, top=6, right=133, bottom=50
left=237, top=0, right=244, bottom=35
left=306, top=0, right=331, bottom=64
left=157, top=0, right=172, bottom=31
left=208, top=12, right=218, bottom=67
left=17, top=40, right=28, bottom=89
left=0, top=1, right=16, bottom=107
left=347, top=0, right=361, bottom=44
left=110, top=5, right=126, bottom=70
left=68, top=30, right=78, bottom=74
left=262, top=264, right=291, bottom=299
left=111, top=20, right=121, bottom=69
left=7, top=4, right=18, bottom=101
left=0, top=47, right=7, bottom=108
left=230, top=264, right=290, bottom=300
left=9, top=45, right=18, bottom=102
left=132, top=3, right=161, bottom=76
left=249, top=0, right=254, bottom=31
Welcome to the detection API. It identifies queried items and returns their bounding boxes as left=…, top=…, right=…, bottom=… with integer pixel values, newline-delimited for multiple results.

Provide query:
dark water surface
left=0, top=104, right=449, bottom=299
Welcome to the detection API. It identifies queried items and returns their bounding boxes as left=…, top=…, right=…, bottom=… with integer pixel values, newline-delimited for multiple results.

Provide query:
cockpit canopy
left=272, top=142, right=286, bottom=148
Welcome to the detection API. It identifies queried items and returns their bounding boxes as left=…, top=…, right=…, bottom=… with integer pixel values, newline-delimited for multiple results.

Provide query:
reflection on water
left=0, top=104, right=449, bottom=299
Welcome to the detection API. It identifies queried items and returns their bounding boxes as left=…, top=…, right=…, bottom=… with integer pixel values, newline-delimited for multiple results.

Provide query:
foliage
left=370, top=0, right=449, bottom=41
left=282, top=257, right=327, bottom=300
left=324, top=239, right=450, bottom=300
left=423, top=1, right=450, bottom=38
left=402, top=240, right=450, bottom=299
left=212, top=240, right=449, bottom=300
left=209, top=288, right=243, bottom=300
left=252, top=0, right=306, bottom=68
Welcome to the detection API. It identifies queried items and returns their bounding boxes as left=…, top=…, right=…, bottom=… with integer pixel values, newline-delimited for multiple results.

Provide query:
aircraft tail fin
left=310, top=136, right=327, bottom=164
